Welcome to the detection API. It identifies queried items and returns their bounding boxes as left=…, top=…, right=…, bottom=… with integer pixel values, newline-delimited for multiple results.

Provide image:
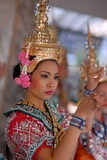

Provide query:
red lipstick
left=45, top=91, right=53, bottom=95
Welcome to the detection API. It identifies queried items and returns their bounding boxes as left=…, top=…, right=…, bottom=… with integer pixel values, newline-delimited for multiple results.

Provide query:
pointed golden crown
left=80, top=22, right=101, bottom=81
left=20, top=0, right=60, bottom=73
left=85, top=22, right=107, bottom=82
left=79, top=23, right=98, bottom=98
left=86, top=23, right=96, bottom=62
left=80, top=22, right=107, bottom=93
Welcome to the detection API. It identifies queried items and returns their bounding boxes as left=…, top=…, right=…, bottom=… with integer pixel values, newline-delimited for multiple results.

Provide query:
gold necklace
left=21, top=100, right=66, bottom=149
left=44, top=103, right=66, bottom=149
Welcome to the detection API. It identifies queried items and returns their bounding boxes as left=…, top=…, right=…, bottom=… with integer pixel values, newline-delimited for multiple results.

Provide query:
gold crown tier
left=21, top=0, right=60, bottom=73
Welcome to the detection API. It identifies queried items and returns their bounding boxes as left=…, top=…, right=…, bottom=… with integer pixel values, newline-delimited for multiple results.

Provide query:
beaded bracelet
left=70, top=115, right=86, bottom=130
left=84, top=86, right=96, bottom=97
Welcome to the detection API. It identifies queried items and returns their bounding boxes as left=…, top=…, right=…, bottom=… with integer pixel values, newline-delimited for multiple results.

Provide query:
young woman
left=4, top=0, right=104, bottom=160
left=75, top=81, right=107, bottom=160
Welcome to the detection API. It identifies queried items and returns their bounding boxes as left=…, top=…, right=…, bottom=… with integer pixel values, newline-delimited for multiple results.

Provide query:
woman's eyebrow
left=40, top=71, right=59, bottom=75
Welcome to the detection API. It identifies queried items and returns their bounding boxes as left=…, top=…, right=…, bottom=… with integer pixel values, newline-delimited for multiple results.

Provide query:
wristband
left=84, top=86, right=96, bottom=97
left=70, top=115, right=86, bottom=130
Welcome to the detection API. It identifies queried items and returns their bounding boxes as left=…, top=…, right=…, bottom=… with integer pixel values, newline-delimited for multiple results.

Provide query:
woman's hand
left=74, top=93, right=99, bottom=119
left=81, top=58, right=104, bottom=91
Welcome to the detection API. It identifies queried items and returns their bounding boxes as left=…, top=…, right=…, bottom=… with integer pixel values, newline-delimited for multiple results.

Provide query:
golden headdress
left=79, top=22, right=107, bottom=97
left=79, top=23, right=99, bottom=99
left=80, top=23, right=100, bottom=80
left=85, top=22, right=107, bottom=82
left=80, top=22, right=101, bottom=80
left=20, top=0, right=60, bottom=74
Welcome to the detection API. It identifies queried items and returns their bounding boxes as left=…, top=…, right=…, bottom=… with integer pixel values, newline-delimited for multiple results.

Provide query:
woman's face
left=96, top=82, right=107, bottom=111
left=27, top=60, right=59, bottom=102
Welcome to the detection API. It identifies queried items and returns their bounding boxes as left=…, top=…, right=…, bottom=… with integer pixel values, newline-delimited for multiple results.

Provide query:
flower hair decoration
left=14, top=43, right=31, bottom=88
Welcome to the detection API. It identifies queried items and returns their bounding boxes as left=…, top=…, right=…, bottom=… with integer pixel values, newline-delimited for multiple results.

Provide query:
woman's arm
left=70, top=143, right=78, bottom=160
left=36, top=94, right=99, bottom=160
left=80, top=58, right=104, bottom=133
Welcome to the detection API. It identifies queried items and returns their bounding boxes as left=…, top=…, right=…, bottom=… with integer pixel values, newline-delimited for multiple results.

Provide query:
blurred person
left=75, top=80, right=107, bottom=160
left=74, top=22, right=107, bottom=160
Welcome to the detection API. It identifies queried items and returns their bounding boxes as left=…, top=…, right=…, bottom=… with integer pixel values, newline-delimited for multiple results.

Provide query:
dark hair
left=13, top=63, right=20, bottom=79
left=13, top=59, right=58, bottom=79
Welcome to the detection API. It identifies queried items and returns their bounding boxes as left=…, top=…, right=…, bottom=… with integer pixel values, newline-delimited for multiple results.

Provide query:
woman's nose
left=48, top=80, right=54, bottom=88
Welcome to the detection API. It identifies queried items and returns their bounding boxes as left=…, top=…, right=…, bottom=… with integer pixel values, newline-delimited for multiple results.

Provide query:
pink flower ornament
left=21, top=59, right=30, bottom=65
left=21, top=81, right=31, bottom=88
left=15, top=46, right=32, bottom=88
left=14, top=74, right=31, bottom=88
left=18, top=51, right=30, bottom=65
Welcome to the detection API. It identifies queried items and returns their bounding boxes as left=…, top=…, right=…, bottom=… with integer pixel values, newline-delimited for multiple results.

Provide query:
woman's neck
left=24, top=94, right=46, bottom=112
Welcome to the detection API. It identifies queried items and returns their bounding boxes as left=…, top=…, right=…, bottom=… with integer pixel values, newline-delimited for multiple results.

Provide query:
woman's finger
left=87, top=66, right=103, bottom=77
left=81, top=59, right=94, bottom=73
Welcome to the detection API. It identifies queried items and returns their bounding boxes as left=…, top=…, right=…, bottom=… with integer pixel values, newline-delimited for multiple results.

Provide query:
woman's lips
left=45, top=91, right=53, bottom=95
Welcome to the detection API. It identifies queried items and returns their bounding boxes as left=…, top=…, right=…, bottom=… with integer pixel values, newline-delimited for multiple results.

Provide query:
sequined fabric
left=79, top=113, right=107, bottom=160
left=4, top=99, right=71, bottom=160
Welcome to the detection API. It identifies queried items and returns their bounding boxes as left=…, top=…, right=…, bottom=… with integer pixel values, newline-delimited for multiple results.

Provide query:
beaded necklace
left=22, top=100, right=66, bottom=149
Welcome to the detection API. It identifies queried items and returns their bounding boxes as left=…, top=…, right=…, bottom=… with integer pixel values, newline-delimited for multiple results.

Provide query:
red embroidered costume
left=4, top=99, right=71, bottom=160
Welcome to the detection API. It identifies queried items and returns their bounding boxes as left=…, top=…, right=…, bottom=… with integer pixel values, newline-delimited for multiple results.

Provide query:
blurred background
left=0, top=0, right=107, bottom=157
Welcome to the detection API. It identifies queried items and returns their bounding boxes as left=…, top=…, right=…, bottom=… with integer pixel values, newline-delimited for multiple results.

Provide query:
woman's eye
left=41, top=75, right=48, bottom=78
left=54, top=76, right=59, bottom=80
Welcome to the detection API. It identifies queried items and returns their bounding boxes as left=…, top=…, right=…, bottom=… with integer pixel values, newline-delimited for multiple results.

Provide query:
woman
left=75, top=80, right=107, bottom=160
left=4, top=0, right=104, bottom=160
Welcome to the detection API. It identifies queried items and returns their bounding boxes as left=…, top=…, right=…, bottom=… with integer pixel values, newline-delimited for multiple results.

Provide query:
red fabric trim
left=32, top=140, right=52, bottom=160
